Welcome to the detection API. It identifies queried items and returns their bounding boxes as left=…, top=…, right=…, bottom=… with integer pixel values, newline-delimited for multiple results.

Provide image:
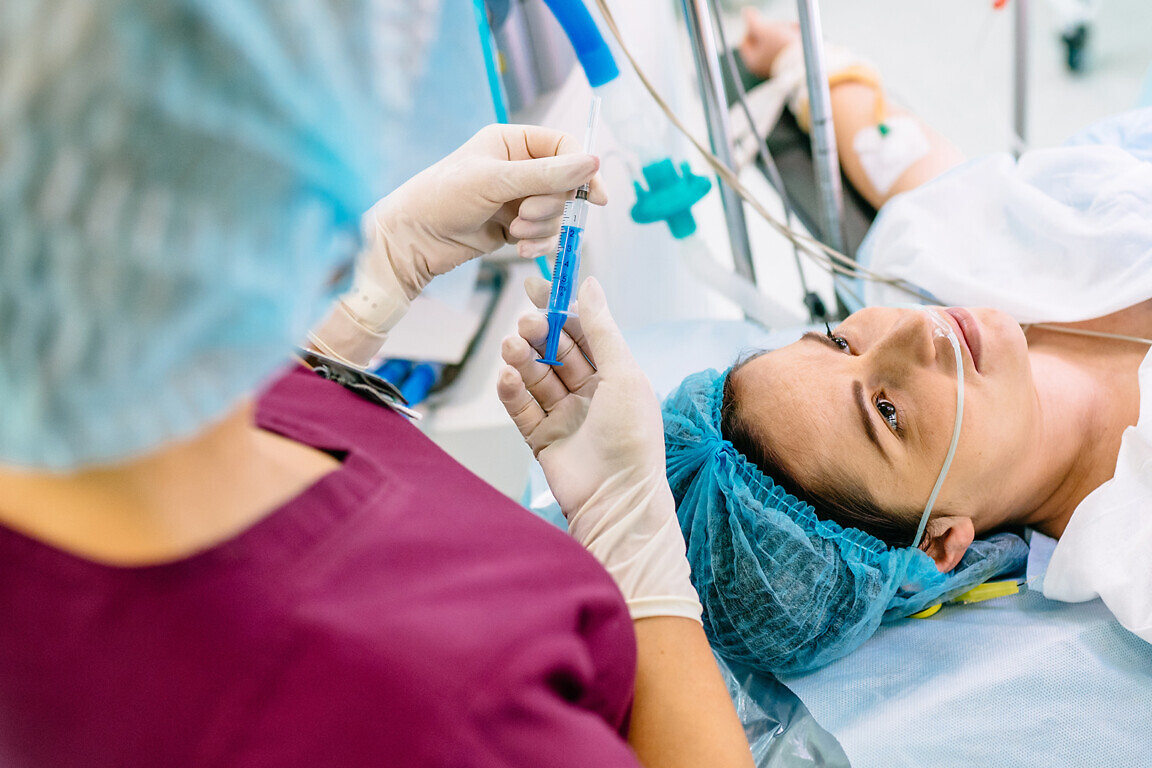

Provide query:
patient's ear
left=922, top=516, right=975, bottom=572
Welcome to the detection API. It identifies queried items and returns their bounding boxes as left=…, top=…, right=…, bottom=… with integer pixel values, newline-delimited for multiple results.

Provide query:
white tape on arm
left=853, top=115, right=931, bottom=197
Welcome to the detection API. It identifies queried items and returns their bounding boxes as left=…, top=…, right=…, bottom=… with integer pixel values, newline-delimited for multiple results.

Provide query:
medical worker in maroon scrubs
left=0, top=2, right=752, bottom=767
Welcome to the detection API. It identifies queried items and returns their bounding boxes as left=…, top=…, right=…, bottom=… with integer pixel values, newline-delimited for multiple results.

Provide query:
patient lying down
left=659, top=12, right=1152, bottom=675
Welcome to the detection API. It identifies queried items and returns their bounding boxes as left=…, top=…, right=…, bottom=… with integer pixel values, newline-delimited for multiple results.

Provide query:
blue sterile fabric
left=663, top=368, right=1029, bottom=675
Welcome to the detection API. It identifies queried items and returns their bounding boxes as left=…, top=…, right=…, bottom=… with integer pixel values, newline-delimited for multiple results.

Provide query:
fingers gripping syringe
left=538, top=96, right=601, bottom=366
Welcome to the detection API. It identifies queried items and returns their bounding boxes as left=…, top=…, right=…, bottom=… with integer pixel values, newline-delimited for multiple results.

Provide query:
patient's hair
left=720, top=356, right=923, bottom=549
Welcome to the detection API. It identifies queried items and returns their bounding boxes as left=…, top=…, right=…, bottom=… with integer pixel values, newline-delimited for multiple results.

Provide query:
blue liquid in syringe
left=537, top=193, right=587, bottom=366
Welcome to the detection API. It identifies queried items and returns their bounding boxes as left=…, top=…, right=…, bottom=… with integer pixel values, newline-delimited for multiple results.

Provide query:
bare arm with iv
left=737, top=8, right=965, bottom=208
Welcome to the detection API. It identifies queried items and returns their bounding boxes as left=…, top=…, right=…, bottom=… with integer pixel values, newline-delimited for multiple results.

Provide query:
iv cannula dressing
left=538, top=96, right=601, bottom=366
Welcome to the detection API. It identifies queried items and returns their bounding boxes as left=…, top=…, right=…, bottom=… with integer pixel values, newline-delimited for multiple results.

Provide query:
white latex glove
left=497, top=276, right=701, bottom=622
left=310, top=124, right=607, bottom=367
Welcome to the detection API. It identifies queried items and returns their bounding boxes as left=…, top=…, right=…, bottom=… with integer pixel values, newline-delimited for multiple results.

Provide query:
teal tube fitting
left=630, top=158, right=712, bottom=239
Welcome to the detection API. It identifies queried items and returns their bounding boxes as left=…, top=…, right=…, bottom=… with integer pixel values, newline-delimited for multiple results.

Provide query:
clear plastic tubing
left=910, top=306, right=965, bottom=549
left=538, top=95, right=601, bottom=366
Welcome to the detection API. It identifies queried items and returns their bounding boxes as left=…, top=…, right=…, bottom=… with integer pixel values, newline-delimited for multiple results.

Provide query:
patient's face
left=732, top=306, right=1035, bottom=520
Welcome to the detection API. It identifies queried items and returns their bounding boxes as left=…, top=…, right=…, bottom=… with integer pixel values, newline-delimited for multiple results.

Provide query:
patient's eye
left=825, top=323, right=850, bottom=351
left=876, top=397, right=900, bottom=433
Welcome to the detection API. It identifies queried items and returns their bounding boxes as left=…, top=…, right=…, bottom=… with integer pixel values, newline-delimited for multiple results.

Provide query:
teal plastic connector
left=629, top=158, right=712, bottom=239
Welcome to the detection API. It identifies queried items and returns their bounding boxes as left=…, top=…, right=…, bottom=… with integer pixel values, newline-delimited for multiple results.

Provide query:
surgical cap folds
left=663, top=369, right=1028, bottom=676
left=0, top=0, right=396, bottom=468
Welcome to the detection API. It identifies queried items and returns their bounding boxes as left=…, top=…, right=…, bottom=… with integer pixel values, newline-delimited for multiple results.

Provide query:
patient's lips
left=944, top=308, right=983, bottom=374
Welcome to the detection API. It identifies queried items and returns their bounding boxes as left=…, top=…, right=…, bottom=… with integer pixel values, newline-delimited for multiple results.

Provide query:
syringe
left=537, top=96, right=601, bottom=366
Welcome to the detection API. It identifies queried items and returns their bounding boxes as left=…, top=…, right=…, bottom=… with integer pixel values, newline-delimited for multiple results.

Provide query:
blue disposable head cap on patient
left=0, top=0, right=414, bottom=469
left=662, top=369, right=1028, bottom=676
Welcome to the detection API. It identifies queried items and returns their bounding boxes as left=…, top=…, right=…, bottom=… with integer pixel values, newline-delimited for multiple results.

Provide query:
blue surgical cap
left=0, top=0, right=417, bottom=468
left=663, top=369, right=1029, bottom=676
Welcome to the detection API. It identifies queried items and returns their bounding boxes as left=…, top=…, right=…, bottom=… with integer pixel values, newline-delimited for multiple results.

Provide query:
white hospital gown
left=858, top=107, right=1152, bottom=643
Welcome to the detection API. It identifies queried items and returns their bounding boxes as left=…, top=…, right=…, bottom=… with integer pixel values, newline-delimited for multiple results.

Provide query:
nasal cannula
left=538, top=96, right=601, bottom=366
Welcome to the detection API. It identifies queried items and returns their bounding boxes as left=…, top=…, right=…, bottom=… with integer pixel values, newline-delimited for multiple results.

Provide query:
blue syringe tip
left=536, top=312, right=567, bottom=366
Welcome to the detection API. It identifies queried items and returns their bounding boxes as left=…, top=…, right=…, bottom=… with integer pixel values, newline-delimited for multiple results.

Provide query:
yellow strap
left=795, top=65, right=887, bottom=132
left=909, top=603, right=942, bottom=619
left=909, top=580, right=1021, bottom=619
left=949, top=580, right=1020, bottom=605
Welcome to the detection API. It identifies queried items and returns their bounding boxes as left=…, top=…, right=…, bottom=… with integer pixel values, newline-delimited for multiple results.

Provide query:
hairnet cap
left=0, top=0, right=404, bottom=469
left=662, top=369, right=1028, bottom=675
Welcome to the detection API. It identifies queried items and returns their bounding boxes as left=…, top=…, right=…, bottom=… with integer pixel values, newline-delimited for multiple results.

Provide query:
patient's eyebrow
left=853, top=380, right=891, bottom=463
left=801, top=331, right=839, bottom=350
left=800, top=332, right=891, bottom=462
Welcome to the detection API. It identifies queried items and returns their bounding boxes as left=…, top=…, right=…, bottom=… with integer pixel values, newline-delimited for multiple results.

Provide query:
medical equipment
left=372, top=359, right=444, bottom=407
left=529, top=0, right=842, bottom=325
left=513, top=0, right=1045, bottom=330
left=538, top=96, right=601, bottom=366
left=587, top=0, right=933, bottom=304
left=539, top=0, right=714, bottom=240
left=680, top=0, right=756, bottom=275
left=583, top=0, right=1048, bottom=314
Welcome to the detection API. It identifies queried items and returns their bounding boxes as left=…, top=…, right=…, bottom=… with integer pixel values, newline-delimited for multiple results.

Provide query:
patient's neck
left=1020, top=340, right=1143, bottom=538
left=0, top=400, right=340, bottom=565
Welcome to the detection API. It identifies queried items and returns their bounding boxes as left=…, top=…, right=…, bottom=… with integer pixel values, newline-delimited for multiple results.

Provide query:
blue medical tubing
left=373, top=358, right=413, bottom=385
left=474, top=0, right=509, bottom=123
left=539, top=0, right=619, bottom=87
left=371, top=359, right=440, bottom=405
left=399, top=363, right=441, bottom=405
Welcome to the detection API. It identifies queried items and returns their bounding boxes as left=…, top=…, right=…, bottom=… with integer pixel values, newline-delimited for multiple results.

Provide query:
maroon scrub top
left=0, top=366, right=639, bottom=767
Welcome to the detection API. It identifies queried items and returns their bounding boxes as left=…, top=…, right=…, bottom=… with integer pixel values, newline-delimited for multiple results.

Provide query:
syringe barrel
left=560, top=196, right=589, bottom=232
left=547, top=224, right=583, bottom=316
left=546, top=196, right=588, bottom=320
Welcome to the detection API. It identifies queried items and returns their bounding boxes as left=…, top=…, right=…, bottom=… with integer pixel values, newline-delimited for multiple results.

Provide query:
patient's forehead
left=731, top=347, right=843, bottom=470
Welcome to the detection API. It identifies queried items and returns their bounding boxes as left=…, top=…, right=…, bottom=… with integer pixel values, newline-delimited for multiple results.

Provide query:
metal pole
left=679, top=0, right=756, bottom=283
left=1013, top=0, right=1029, bottom=155
left=796, top=0, right=846, bottom=255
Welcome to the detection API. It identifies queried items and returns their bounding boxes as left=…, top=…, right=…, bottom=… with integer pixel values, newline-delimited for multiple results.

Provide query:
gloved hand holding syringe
left=537, top=96, right=602, bottom=366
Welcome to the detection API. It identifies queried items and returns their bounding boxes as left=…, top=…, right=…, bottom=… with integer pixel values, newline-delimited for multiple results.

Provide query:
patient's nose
left=868, top=311, right=936, bottom=371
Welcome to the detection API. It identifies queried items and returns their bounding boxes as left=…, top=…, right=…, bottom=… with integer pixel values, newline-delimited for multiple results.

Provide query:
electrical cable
left=1023, top=324, right=1152, bottom=347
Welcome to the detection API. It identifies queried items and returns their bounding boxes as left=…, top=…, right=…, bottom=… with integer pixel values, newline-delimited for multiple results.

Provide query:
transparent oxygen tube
left=911, top=306, right=965, bottom=549
left=538, top=96, right=601, bottom=366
